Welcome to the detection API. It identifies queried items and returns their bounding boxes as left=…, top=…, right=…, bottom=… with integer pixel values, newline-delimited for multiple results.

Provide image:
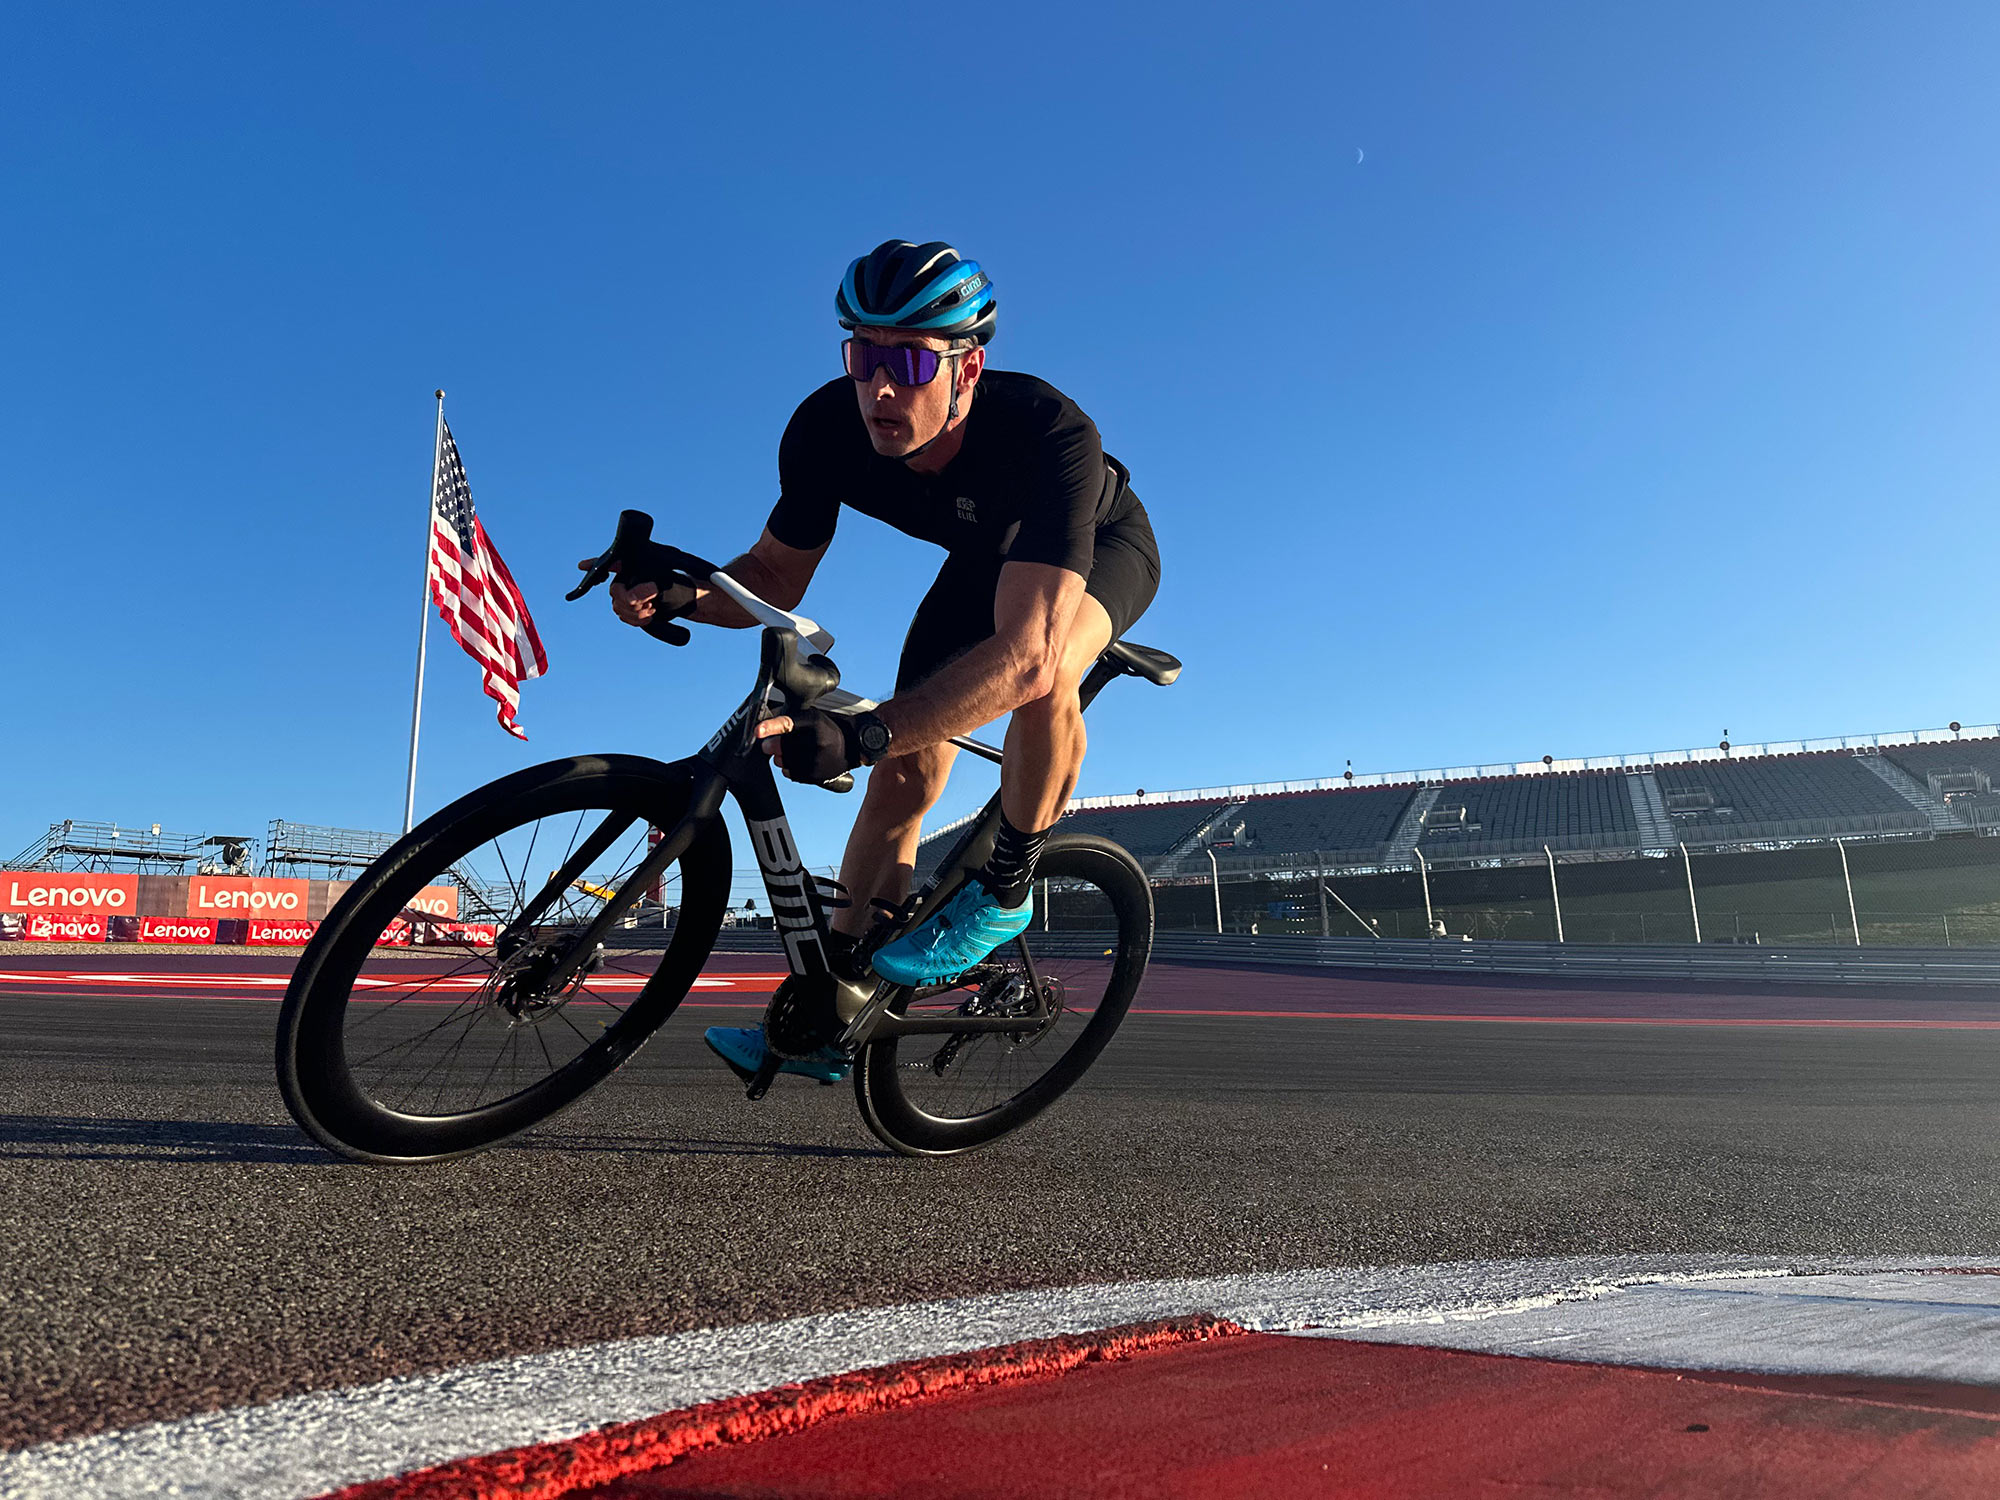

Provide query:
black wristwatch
left=852, top=711, right=893, bottom=765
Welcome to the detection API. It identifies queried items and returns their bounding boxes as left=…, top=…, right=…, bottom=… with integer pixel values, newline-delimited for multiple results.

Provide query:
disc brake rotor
left=481, top=931, right=604, bottom=1025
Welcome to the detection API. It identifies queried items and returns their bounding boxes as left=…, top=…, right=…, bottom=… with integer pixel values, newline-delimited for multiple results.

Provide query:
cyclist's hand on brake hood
left=758, top=709, right=864, bottom=783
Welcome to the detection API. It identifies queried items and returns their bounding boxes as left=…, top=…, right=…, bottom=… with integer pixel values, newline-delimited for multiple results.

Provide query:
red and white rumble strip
left=4, top=1255, right=1999, bottom=1500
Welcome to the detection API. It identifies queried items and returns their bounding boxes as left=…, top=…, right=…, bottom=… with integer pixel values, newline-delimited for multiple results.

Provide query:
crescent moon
left=1356, top=147, right=1364, bottom=164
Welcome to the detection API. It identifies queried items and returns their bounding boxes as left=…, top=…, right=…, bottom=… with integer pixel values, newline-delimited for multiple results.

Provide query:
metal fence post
left=1680, top=843, right=1702, bottom=945
left=1544, top=845, right=1565, bottom=943
left=1316, top=850, right=1329, bottom=937
left=1944, top=911, right=1953, bottom=947
left=1414, top=847, right=1434, bottom=937
left=1836, top=838, right=1860, bottom=946
left=1206, top=845, right=1222, bottom=934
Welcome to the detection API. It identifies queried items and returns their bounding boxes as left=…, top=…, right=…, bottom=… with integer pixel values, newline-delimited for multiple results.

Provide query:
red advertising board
left=375, top=917, right=413, bottom=947
left=245, top=918, right=318, bottom=946
left=421, top=921, right=497, bottom=947
left=2, top=871, right=138, bottom=914
left=22, top=911, right=108, bottom=942
left=139, top=916, right=219, bottom=944
left=189, top=876, right=310, bottom=918
left=403, top=885, right=461, bottom=920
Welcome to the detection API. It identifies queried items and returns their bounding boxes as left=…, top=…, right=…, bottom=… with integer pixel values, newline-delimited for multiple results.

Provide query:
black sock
left=980, top=815, right=1052, bottom=909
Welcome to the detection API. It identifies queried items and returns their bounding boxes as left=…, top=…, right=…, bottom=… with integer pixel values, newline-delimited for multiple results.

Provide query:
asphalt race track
left=4, top=951, right=2000, bottom=1460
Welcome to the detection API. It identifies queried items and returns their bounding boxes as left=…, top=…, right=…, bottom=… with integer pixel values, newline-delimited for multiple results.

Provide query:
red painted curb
left=316, top=1317, right=1245, bottom=1500
left=585, top=1335, right=2000, bottom=1500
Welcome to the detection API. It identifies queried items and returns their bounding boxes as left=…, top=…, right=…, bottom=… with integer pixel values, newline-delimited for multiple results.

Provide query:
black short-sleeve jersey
left=767, top=370, right=1139, bottom=577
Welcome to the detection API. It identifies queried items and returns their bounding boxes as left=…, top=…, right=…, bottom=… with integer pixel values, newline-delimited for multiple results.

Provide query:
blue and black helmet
left=836, top=240, right=997, bottom=346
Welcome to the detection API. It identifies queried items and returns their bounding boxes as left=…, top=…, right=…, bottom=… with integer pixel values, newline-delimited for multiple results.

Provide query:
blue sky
left=3, top=2, right=1994, bottom=870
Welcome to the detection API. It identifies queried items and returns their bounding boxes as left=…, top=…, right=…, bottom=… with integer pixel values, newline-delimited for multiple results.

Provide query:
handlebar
left=568, top=508, right=834, bottom=652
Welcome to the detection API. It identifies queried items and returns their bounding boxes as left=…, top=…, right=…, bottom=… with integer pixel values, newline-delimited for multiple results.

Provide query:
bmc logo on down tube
left=190, top=876, right=309, bottom=915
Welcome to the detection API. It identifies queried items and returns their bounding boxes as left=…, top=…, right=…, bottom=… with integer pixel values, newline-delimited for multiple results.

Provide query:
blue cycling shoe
left=702, top=1026, right=850, bottom=1085
left=870, top=878, right=1034, bottom=986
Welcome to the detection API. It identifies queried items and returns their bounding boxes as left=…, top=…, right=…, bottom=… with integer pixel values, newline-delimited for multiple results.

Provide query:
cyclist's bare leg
left=831, top=739, right=959, bottom=939
left=1000, top=594, right=1115, bottom=831
left=832, top=593, right=1113, bottom=935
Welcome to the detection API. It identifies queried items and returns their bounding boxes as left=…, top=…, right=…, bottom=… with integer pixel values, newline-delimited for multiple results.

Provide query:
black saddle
left=1100, top=639, right=1181, bottom=686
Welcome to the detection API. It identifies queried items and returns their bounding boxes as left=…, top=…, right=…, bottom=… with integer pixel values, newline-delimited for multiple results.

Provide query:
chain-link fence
left=1160, top=834, right=2000, bottom=947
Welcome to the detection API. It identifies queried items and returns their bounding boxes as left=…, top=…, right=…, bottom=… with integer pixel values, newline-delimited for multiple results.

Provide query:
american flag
left=427, top=419, right=547, bottom=738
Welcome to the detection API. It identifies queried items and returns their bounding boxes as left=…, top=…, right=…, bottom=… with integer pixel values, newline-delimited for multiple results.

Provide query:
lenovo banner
left=376, top=917, right=413, bottom=947
left=420, top=921, right=497, bottom=947
left=2, top=871, right=137, bottom=914
left=139, top=916, right=219, bottom=944
left=190, top=876, right=310, bottom=917
left=403, top=886, right=461, bottom=920
left=23, top=911, right=108, bottom=942
left=246, top=918, right=318, bottom=946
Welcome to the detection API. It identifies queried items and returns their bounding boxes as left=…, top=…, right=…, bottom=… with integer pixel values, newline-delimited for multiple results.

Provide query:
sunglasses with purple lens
left=842, top=337, right=963, bottom=387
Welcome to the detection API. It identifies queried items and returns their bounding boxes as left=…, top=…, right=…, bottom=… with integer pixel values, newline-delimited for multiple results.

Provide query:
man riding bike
left=588, top=240, right=1161, bottom=1084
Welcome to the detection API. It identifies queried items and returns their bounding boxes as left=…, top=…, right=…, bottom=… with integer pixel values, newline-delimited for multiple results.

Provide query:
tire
left=276, top=755, right=730, bottom=1163
left=853, top=833, right=1152, bottom=1157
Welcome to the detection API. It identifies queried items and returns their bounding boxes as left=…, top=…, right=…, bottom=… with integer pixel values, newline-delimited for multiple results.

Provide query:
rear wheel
left=276, top=755, right=730, bottom=1163
left=853, top=834, right=1152, bottom=1156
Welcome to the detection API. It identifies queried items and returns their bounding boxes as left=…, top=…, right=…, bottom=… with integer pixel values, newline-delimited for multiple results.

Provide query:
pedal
left=744, top=1052, right=782, bottom=1101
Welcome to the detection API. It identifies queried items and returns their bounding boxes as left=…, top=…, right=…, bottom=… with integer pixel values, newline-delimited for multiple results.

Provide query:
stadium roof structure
left=917, top=721, right=2000, bottom=879
left=1062, top=721, right=2000, bottom=812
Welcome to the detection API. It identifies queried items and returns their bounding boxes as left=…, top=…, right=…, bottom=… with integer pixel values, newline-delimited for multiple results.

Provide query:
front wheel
left=853, top=834, right=1153, bottom=1157
left=276, top=755, right=731, bottom=1163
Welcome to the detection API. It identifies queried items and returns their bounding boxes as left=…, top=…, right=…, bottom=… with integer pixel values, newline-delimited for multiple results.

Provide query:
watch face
left=859, top=721, right=890, bottom=755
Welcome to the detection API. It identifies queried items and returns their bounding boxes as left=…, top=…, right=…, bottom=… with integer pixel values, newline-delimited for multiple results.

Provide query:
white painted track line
left=1308, top=1268, right=2000, bottom=1384
left=4, top=1255, right=1996, bottom=1500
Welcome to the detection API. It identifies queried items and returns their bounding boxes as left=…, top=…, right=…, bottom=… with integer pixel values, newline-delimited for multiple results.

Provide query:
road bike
left=276, top=511, right=1180, bottom=1163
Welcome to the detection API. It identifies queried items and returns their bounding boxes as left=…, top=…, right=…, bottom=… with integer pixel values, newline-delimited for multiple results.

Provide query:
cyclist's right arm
left=687, top=528, right=826, bottom=628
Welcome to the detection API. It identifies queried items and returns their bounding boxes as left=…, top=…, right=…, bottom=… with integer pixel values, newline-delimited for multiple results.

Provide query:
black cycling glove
left=772, top=709, right=862, bottom=784
left=613, top=540, right=700, bottom=646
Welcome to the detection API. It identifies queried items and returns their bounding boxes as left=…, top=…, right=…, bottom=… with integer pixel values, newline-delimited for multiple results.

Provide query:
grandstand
left=1654, top=755, right=1916, bottom=828
left=1052, top=799, right=1234, bottom=871
left=1420, top=771, right=1637, bottom=856
left=1228, top=785, right=1416, bottom=859
left=912, top=722, right=2000, bottom=879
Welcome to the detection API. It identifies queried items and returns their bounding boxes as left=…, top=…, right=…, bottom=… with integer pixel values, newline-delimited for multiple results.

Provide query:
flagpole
left=403, top=390, right=445, bottom=834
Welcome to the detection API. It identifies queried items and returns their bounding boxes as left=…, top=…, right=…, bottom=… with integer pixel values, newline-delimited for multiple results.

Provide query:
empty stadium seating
left=1884, top=738, right=2000, bottom=795
left=1223, top=785, right=1414, bottom=856
left=1420, top=770, right=1637, bottom=848
left=1055, top=799, right=1233, bottom=858
left=910, top=735, right=1980, bottom=876
left=1652, top=753, right=1915, bottom=827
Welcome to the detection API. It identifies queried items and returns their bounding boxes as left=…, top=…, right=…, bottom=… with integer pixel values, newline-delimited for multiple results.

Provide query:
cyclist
left=591, top=240, right=1160, bottom=1082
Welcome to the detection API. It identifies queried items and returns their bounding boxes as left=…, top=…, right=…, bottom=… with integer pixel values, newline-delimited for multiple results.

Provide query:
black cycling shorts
left=895, top=502, right=1161, bottom=693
